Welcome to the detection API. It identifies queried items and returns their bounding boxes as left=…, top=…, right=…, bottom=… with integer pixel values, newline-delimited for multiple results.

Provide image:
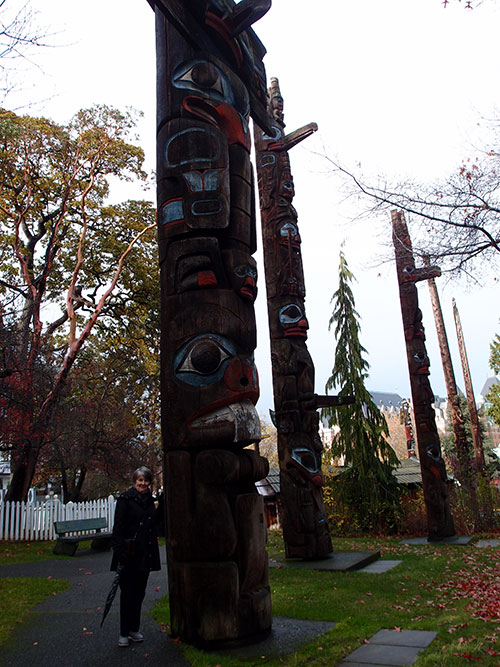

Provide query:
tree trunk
left=69, top=464, right=87, bottom=502
left=6, top=400, right=56, bottom=501
left=5, top=436, right=42, bottom=501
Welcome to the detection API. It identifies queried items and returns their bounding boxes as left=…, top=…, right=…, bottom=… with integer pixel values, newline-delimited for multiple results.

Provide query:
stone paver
left=475, top=539, right=500, bottom=548
left=340, top=663, right=397, bottom=667
left=358, top=560, right=402, bottom=574
left=340, top=628, right=437, bottom=667
left=342, top=644, right=422, bottom=666
left=400, top=536, right=472, bottom=546
left=370, top=629, right=437, bottom=647
left=269, top=550, right=380, bottom=572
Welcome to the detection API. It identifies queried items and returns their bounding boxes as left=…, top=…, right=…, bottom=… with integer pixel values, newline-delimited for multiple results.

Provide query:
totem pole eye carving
left=278, top=303, right=309, bottom=338
left=148, top=0, right=272, bottom=646
left=392, top=210, right=456, bottom=542
left=175, top=335, right=233, bottom=382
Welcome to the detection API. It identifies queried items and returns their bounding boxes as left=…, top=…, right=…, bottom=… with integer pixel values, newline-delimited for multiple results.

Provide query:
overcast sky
left=8, top=0, right=500, bottom=416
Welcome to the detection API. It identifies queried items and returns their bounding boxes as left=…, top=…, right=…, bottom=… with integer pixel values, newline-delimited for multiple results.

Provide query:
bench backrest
left=54, top=517, right=108, bottom=535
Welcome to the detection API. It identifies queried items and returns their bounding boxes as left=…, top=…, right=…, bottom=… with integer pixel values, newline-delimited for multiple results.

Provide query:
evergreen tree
left=487, top=333, right=500, bottom=429
left=322, top=249, right=401, bottom=533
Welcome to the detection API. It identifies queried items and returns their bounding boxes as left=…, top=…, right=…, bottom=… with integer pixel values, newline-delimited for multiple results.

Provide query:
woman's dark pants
left=119, top=569, right=149, bottom=636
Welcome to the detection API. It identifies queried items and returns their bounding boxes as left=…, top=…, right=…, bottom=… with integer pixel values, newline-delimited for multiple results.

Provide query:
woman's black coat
left=111, top=487, right=161, bottom=573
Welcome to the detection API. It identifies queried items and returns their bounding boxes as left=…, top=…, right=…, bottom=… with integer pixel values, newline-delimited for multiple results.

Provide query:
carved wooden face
left=158, top=46, right=260, bottom=452
left=277, top=301, right=309, bottom=340
left=289, top=447, right=324, bottom=487
left=278, top=220, right=301, bottom=249
left=162, top=291, right=260, bottom=449
left=173, top=56, right=250, bottom=147
left=222, top=249, right=257, bottom=303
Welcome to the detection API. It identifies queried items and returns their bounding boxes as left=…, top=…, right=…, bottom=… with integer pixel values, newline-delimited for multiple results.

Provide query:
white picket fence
left=0, top=496, right=116, bottom=541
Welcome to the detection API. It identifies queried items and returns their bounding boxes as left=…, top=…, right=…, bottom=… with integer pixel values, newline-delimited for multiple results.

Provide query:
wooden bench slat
left=53, top=517, right=112, bottom=556
left=54, top=517, right=107, bottom=534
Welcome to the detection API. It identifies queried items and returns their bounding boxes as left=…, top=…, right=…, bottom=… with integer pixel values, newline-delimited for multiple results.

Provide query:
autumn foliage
left=0, top=106, right=157, bottom=500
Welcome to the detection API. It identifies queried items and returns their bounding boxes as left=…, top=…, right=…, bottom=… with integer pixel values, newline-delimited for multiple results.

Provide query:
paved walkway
left=0, top=549, right=335, bottom=666
left=0, top=547, right=189, bottom=667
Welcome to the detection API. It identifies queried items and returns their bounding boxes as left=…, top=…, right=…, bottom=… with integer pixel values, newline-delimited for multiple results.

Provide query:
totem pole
left=452, top=298, right=486, bottom=471
left=254, top=78, right=334, bottom=559
left=400, top=398, right=416, bottom=459
left=392, top=210, right=456, bottom=541
left=148, top=0, right=273, bottom=645
left=426, top=268, right=478, bottom=514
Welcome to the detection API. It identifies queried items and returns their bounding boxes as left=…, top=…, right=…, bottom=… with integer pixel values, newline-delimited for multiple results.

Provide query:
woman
left=111, top=466, right=161, bottom=647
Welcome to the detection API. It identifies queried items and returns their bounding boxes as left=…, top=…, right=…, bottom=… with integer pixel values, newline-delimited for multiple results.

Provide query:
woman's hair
left=132, top=466, right=153, bottom=484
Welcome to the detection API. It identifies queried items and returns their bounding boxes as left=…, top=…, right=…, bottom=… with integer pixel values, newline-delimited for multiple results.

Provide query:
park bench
left=53, top=517, right=113, bottom=556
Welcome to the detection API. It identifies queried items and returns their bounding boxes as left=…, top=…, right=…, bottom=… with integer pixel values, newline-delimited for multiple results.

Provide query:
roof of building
left=257, top=460, right=424, bottom=496
left=481, top=376, right=499, bottom=398
left=255, top=467, right=280, bottom=497
left=370, top=392, right=404, bottom=410
left=432, top=395, right=448, bottom=409
left=393, top=457, right=422, bottom=485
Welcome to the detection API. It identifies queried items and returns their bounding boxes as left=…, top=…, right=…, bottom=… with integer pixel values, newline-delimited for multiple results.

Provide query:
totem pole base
left=203, top=616, right=335, bottom=661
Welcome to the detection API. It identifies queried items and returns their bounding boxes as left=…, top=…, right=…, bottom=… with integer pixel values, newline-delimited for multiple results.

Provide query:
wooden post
left=149, top=0, right=272, bottom=645
left=392, top=210, right=456, bottom=541
left=254, top=77, right=334, bottom=559
left=452, top=298, right=486, bottom=471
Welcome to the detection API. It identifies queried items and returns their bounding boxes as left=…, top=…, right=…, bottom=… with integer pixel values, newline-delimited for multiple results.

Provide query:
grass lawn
left=1, top=534, right=499, bottom=664
left=0, top=539, right=68, bottom=565
left=0, top=540, right=74, bottom=647
left=152, top=530, right=500, bottom=666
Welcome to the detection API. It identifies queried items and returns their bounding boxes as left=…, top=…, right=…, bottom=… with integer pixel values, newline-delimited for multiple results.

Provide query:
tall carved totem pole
left=148, top=0, right=273, bottom=645
left=392, top=210, right=456, bottom=541
left=254, top=78, right=333, bottom=559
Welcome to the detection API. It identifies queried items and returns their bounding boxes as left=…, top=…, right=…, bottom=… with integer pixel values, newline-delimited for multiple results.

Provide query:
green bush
left=323, top=468, right=403, bottom=536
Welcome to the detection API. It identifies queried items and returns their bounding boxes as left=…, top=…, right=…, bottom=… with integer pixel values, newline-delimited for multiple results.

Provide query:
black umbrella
left=100, top=562, right=124, bottom=628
